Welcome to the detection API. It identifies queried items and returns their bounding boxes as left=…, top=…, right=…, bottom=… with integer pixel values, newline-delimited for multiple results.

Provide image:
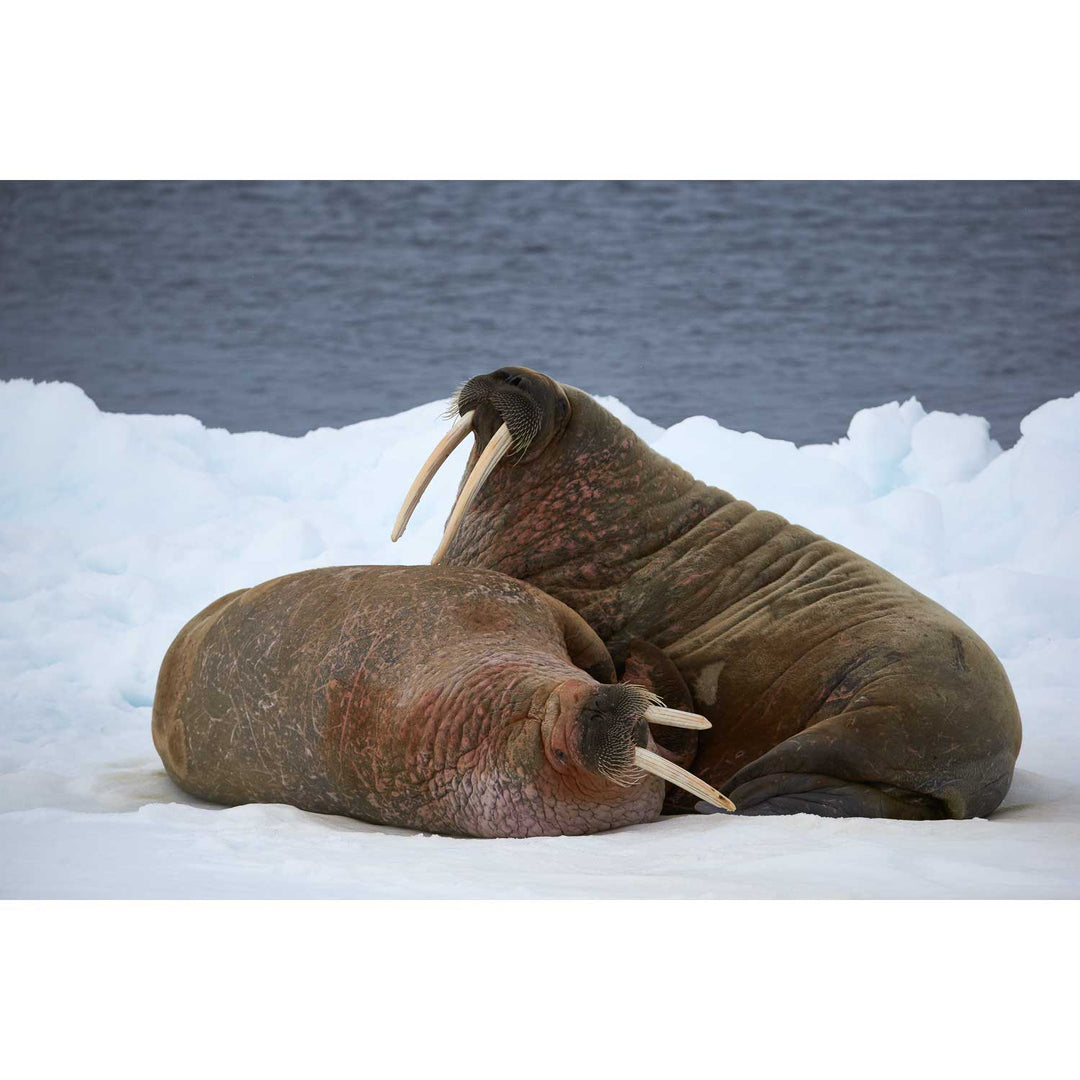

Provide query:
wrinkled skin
left=438, top=367, right=1023, bottom=819
left=153, top=565, right=694, bottom=838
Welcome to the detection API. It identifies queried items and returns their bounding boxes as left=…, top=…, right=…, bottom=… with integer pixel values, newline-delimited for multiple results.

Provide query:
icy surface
left=2, top=379, right=1078, bottom=898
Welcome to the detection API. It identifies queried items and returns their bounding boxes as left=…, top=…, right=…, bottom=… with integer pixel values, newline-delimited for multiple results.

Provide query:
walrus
left=152, top=564, right=728, bottom=838
left=393, top=366, right=1023, bottom=820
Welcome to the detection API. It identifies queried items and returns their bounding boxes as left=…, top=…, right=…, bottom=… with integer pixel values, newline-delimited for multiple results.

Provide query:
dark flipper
left=701, top=706, right=1018, bottom=820
left=708, top=772, right=949, bottom=820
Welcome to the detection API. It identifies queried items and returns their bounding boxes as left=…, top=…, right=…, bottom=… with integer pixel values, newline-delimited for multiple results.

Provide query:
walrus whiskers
left=431, top=423, right=514, bottom=565
left=642, top=704, right=711, bottom=730
left=633, top=747, right=736, bottom=812
left=391, top=409, right=476, bottom=542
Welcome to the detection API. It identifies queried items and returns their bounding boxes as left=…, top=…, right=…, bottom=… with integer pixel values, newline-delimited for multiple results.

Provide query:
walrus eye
left=505, top=374, right=525, bottom=388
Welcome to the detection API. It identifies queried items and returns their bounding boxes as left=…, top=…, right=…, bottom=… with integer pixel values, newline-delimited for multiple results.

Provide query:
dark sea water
left=1, top=181, right=1077, bottom=445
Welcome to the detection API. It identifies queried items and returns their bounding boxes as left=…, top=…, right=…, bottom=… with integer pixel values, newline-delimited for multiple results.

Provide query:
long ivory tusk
left=431, top=423, right=514, bottom=565
left=391, top=410, right=476, bottom=542
left=643, top=705, right=711, bottom=730
left=634, top=747, right=736, bottom=812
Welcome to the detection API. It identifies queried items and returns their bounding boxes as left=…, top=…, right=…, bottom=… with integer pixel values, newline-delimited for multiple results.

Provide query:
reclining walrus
left=393, top=366, right=1023, bottom=820
left=152, top=565, right=728, bottom=838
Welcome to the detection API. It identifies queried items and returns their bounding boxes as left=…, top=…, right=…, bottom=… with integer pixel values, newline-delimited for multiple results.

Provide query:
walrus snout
left=392, top=366, right=572, bottom=558
left=544, top=679, right=735, bottom=810
left=456, top=366, right=568, bottom=458
left=546, top=681, right=650, bottom=785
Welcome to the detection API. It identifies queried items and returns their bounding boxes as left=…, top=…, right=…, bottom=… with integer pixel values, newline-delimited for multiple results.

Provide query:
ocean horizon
left=2, top=181, right=1077, bottom=446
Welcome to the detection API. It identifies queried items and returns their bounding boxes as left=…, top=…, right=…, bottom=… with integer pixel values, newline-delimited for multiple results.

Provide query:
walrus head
left=456, top=367, right=572, bottom=463
left=395, top=580, right=730, bottom=822
left=393, top=367, right=575, bottom=561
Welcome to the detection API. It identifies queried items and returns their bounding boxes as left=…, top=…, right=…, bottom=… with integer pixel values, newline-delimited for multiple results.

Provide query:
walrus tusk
left=431, top=423, right=514, bottom=565
left=633, top=747, right=736, bottom=812
left=391, top=410, right=476, bottom=542
left=643, top=704, right=711, bottom=730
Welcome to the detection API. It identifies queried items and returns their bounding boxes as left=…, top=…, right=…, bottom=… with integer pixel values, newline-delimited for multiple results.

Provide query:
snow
left=2, top=378, right=1079, bottom=898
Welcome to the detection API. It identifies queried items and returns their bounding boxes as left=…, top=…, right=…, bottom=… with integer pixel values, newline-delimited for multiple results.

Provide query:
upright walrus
left=393, top=367, right=1023, bottom=820
left=152, top=564, right=728, bottom=838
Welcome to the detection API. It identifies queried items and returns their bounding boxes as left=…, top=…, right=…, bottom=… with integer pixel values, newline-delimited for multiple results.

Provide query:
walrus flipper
left=708, top=696, right=1019, bottom=821
left=714, top=773, right=949, bottom=820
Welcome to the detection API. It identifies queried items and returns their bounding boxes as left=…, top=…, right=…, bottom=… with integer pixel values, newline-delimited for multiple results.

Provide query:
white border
left=3, top=1, right=1078, bottom=178
left=2, top=901, right=1075, bottom=1077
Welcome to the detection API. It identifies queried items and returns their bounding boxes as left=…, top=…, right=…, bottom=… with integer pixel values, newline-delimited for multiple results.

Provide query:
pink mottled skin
left=153, top=565, right=676, bottom=838
left=442, top=368, right=1022, bottom=820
